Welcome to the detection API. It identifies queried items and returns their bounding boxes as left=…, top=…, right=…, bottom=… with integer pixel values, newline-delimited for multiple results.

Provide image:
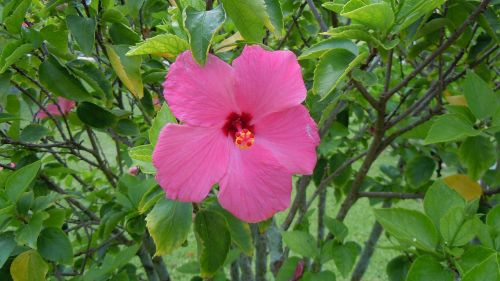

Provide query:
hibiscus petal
left=163, top=51, right=238, bottom=127
left=256, top=105, right=319, bottom=175
left=153, top=124, right=230, bottom=202
left=57, top=97, right=76, bottom=113
left=218, top=144, right=292, bottom=223
left=233, top=45, right=306, bottom=122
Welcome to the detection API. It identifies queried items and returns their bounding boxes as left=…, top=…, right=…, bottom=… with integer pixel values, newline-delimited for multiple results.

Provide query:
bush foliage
left=0, top=0, right=499, bottom=280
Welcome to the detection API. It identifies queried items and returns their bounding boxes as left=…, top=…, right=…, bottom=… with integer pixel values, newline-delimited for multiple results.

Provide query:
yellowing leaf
left=106, top=44, right=144, bottom=98
left=10, top=250, right=48, bottom=281
left=445, top=95, right=468, bottom=106
left=126, top=34, right=189, bottom=58
left=444, top=174, right=483, bottom=201
left=215, top=32, right=243, bottom=53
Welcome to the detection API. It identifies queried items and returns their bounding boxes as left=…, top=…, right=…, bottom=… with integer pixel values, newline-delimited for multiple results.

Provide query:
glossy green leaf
left=264, top=0, right=284, bottom=37
left=16, top=212, right=49, bottom=248
left=423, top=180, right=465, bottom=228
left=10, top=250, right=48, bottom=281
left=462, top=71, right=497, bottom=120
left=386, top=255, right=411, bottom=281
left=462, top=254, right=500, bottom=281
left=39, top=56, right=91, bottom=102
left=76, top=102, right=117, bottom=128
left=194, top=210, right=231, bottom=278
left=282, top=230, right=318, bottom=258
left=332, top=241, right=361, bottom=277
left=374, top=208, right=438, bottom=252
left=5, top=161, right=41, bottom=202
left=340, top=1, right=394, bottom=32
left=457, top=246, right=497, bottom=275
left=324, top=216, right=348, bottom=242
left=404, top=156, right=435, bottom=189
left=299, top=38, right=358, bottom=60
left=439, top=206, right=477, bottom=246
left=114, top=119, right=139, bottom=136
left=20, top=125, right=49, bottom=143
left=0, top=232, right=16, bottom=268
left=145, top=198, right=192, bottom=256
left=37, top=227, right=73, bottom=265
left=486, top=204, right=500, bottom=231
left=126, top=34, right=189, bottom=58
left=313, top=49, right=367, bottom=98
left=185, top=5, right=226, bottom=65
left=149, top=104, right=176, bottom=146
left=0, top=41, right=33, bottom=73
left=209, top=205, right=253, bottom=256
left=459, top=135, right=496, bottom=180
left=424, top=114, right=480, bottom=144
left=128, top=144, right=153, bottom=162
left=396, top=0, right=446, bottom=31
left=66, top=59, right=112, bottom=99
left=220, top=0, right=271, bottom=42
left=106, top=44, right=144, bottom=98
left=405, top=255, right=453, bottom=281
left=66, top=15, right=96, bottom=55
left=3, top=0, right=30, bottom=34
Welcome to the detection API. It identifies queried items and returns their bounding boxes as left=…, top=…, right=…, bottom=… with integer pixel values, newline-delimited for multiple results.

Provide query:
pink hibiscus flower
left=152, top=45, right=319, bottom=223
left=36, top=97, right=76, bottom=119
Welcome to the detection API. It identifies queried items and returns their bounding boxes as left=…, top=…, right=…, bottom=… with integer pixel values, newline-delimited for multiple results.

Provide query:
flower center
left=222, top=112, right=255, bottom=150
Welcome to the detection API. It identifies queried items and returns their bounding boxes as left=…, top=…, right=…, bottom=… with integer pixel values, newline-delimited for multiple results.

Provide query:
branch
left=358, top=192, right=423, bottom=199
left=385, top=0, right=492, bottom=98
left=306, top=0, right=328, bottom=32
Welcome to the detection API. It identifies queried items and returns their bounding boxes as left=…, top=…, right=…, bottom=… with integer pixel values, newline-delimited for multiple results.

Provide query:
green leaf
left=106, top=44, right=144, bottom=98
left=424, top=114, right=480, bottom=144
left=423, top=180, right=465, bottom=228
left=66, top=15, right=96, bottom=55
left=462, top=71, right=497, bottom=120
left=374, top=208, right=438, bottom=252
left=396, top=0, right=446, bottom=31
left=0, top=232, right=16, bottom=268
left=459, top=136, right=496, bottom=180
left=38, top=56, right=91, bottom=102
left=332, top=241, right=361, bottom=277
left=66, top=59, right=112, bottom=99
left=340, top=1, right=394, bottom=32
left=220, top=0, right=271, bottom=42
left=324, top=216, right=348, bottom=242
left=299, top=38, right=358, bottom=60
left=194, top=210, right=231, bottom=278
left=405, top=255, right=454, bottom=281
left=462, top=254, right=500, bottom=281
left=20, top=125, right=49, bottom=143
left=457, top=246, right=497, bottom=274
left=149, top=104, right=176, bottom=146
left=10, top=250, right=48, bottom=281
left=145, top=198, right=192, bottom=256
left=439, top=206, right=477, bottom=246
left=114, top=119, right=139, bottom=136
left=404, top=156, right=435, bottom=189
left=209, top=205, right=253, bottom=256
left=37, top=227, right=73, bottom=265
left=76, top=102, right=117, bottom=128
left=16, top=212, right=49, bottom=248
left=386, top=255, right=411, bottom=281
left=486, top=204, right=500, bottom=231
left=313, top=49, right=367, bottom=98
left=185, top=5, right=226, bottom=65
left=276, top=257, right=301, bottom=281
left=282, top=230, right=318, bottom=258
left=126, top=34, right=189, bottom=58
left=264, top=0, right=284, bottom=38
left=5, top=161, right=41, bottom=202
left=0, top=41, right=34, bottom=73
left=3, top=0, right=31, bottom=34
left=128, top=144, right=153, bottom=162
